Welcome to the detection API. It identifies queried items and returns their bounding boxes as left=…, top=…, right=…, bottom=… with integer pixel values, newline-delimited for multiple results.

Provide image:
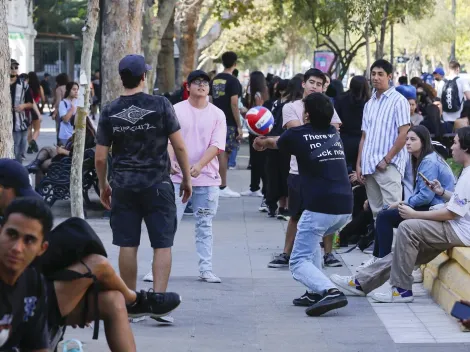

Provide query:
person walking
left=95, top=54, right=191, bottom=323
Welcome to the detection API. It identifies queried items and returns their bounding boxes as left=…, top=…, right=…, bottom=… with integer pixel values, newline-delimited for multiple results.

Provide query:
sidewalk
left=32, top=116, right=470, bottom=351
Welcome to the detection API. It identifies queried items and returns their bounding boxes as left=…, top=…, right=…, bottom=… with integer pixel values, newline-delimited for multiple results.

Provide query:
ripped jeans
left=174, top=184, right=219, bottom=273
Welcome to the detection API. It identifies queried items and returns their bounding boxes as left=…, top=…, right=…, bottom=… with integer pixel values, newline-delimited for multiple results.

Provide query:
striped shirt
left=361, top=87, right=410, bottom=176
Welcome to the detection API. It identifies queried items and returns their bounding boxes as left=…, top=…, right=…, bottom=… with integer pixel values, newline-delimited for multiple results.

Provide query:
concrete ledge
left=424, top=248, right=470, bottom=331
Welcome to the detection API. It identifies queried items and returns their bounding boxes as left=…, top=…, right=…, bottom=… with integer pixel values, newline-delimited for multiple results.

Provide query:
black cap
left=187, top=70, right=211, bottom=84
left=10, top=59, right=19, bottom=66
left=0, top=159, right=40, bottom=198
left=118, top=55, right=152, bottom=77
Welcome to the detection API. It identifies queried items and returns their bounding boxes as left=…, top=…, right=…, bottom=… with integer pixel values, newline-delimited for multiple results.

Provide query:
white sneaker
left=228, top=166, right=236, bottom=170
left=152, top=315, right=174, bottom=324
left=143, top=271, right=153, bottom=282
left=330, top=274, right=366, bottom=296
left=240, top=190, right=263, bottom=197
left=412, top=268, right=423, bottom=283
left=370, top=287, right=414, bottom=303
left=129, top=316, right=147, bottom=323
left=219, top=187, right=241, bottom=198
left=199, top=271, right=222, bottom=283
left=356, top=256, right=379, bottom=271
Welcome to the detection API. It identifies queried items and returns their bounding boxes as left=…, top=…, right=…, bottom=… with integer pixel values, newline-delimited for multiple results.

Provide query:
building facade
left=7, top=0, right=37, bottom=72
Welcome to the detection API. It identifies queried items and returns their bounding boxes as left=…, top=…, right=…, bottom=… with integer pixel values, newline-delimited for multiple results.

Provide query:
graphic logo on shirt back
left=212, top=79, right=227, bottom=99
left=23, top=296, right=37, bottom=322
left=111, top=105, right=154, bottom=124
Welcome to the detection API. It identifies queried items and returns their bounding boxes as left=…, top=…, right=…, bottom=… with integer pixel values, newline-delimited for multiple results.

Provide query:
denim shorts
left=110, top=181, right=177, bottom=248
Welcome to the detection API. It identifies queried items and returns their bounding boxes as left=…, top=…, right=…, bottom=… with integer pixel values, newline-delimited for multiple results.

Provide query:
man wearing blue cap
left=433, top=67, right=445, bottom=98
left=95, top=55, right=191, bottom=322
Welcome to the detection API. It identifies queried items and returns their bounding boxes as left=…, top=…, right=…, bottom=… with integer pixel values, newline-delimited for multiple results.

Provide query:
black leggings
left=248, top=133, right=266, bottom=193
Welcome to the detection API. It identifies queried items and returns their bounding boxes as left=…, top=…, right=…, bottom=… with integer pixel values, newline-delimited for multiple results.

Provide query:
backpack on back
left=441, top=77, right=462, bottom=113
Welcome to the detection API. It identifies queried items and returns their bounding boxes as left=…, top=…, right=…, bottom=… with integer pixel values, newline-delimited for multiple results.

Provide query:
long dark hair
left=457, top=126, right=470, bottom=155
left=326, top=79, right=344, bottom=99
left=268, top=76, right=281, bottom=99
left=349, top=76, right=371, bottom=102
left=64, top=82, right=79, bottom=99
left=424, top=104, right=443, bottom=138
left=409, top=125, right=435, bottom=187
left=55, top=73, right=69, bottom=87
left=284, top=76, right=304, bottom=103
left=247, top=71, right=269, bottom=108
left=28, top=71, right=41, bottom=96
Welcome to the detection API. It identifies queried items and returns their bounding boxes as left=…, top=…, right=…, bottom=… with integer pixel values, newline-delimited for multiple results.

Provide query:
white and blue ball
left=245, top=106, right=274, bottom=136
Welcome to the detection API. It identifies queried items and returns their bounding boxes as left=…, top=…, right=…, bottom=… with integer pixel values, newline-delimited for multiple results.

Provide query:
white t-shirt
left=448, top=166, right=470, bottom=245
left=442, top=76, right=470, bottom=122
left=281, top=99, right=342, bottom=175
left=435, top=80, right=445, bottom=99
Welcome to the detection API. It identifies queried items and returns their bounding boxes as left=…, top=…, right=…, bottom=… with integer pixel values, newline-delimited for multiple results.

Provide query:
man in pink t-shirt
left=169, top=70, right=227, bottom=283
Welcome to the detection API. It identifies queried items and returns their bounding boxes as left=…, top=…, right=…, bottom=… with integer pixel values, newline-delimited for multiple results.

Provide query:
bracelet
left=440, top=189, right=446, bottom=197
left=383, top=157, right=390, bottom=164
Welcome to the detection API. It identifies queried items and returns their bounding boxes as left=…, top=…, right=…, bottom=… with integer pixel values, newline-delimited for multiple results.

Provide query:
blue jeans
left=13, top=130, right=28, bottom=162
left=290, top=211, right=351, bottom=294
left=375, top=208, right=403, bottom=258
left=228, top=146, right=239, bottom=167
left=174, top=184, right=219, bottom=272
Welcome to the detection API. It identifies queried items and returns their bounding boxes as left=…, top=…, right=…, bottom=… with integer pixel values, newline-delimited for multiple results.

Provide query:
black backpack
left=441, top=77, right=462, bottom=113
left=32, top=217, right=107, bottom=342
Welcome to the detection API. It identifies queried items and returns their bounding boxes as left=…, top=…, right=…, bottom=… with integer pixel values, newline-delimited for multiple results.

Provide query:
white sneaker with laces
left=129, top=316, right=147, bottom=323
left=240, top=190, right=263, bottom=197
left=356, top=256, right=379, bottom=271
left=199, top=271, right=222, bottom=283
left=370, top=287, right=414, bottom=303
left=143, top=271, right=153, bottom=282
left=153, top=315, right=174, bottom=324
left=219, top=187, right=241, bottom=198
left=330, top=274, right=366, bottom=296
left=412, top=268, right=423, bottom=283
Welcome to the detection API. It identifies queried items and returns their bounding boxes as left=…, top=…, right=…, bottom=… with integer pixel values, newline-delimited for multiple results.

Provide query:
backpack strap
left=309, top=133, right=340, bottom=161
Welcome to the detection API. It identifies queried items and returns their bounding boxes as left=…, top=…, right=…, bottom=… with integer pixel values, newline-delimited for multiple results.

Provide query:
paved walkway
left=28, top=114, right=470, bottom=351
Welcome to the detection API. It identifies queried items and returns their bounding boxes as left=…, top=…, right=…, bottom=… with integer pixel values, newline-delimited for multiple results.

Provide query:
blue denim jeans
left=228, top=146, right=239, bottom=167
left=290, top=211, right=351, bottom=294
left=13, top=130, right=28, bottom=162
left=375, top=208, right=403, bottom=258
left=174, top=184, right=219, bottom=273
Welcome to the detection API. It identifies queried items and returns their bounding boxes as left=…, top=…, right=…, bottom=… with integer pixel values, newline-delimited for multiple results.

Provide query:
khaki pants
left=365, top=165, right=402, bottom=218
left=356, top=219, right=464, bottom=293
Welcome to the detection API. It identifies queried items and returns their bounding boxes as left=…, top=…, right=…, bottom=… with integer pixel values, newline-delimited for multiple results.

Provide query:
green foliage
left=212, top=0, right=254, bottom=28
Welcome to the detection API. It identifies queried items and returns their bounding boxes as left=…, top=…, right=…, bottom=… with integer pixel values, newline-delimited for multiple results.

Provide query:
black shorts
left=287, top=174, right=303, bottom=221
left=110, top=181, right=177, bottom=248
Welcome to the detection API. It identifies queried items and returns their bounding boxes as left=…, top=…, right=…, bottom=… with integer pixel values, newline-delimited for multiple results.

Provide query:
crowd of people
left=2, top=50, right=470, bottom=351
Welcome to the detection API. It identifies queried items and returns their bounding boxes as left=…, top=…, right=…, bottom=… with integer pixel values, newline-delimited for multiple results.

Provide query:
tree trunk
left=376, top=0, right=390, bottom=59
left=101, top=0, right=144, bottom=105
left=157, top=9, right=175, bottom=93
left=175, top=0, right=204, bottom=85
left=365, top=7, right=371, bottom=79
left=0, top=0, right=13, bottom=158
left=70, top=0, right=100, bottom=219
left=450, top=0, right=456, bottom=61
left=142, top=0, right=177, bottom=91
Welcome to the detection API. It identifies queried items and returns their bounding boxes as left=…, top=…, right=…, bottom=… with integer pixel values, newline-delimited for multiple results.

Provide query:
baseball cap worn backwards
left=118, top=55, right=152, bottom=77
left=0, top=159, right=39, bottom=198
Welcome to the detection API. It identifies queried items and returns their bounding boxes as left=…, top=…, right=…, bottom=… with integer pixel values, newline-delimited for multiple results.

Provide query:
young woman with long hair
left=241, top=72, right=270, bottom=202
left=58, top=82, right=79, bottom=146
left=27, top=71, right=45, bottom=153
left=52, top=73, right=70, bottom=140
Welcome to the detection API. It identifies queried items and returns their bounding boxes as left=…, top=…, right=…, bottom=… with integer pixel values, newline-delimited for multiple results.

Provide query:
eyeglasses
left=11, top=66, right=19, bottom=70
left=192, top=79, right=209, bottom=86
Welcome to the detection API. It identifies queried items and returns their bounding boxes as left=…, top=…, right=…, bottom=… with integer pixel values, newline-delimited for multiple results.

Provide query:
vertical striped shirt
left=361, top=87, right=410, bottom=176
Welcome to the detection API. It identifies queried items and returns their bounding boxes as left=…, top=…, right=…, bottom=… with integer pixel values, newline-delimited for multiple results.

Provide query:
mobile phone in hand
left=451, top=301, right=470, bottom=321
left=418, top=172, right=431, bottom=185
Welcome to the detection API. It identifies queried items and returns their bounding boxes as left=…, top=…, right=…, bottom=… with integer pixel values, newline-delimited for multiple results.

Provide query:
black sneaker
left=293, top=291, right=322, bottom=306
left=31, top=139, right=39, bottom=153
left=258, top=198, right=268, bottom=212
left=324, top=253, right=342, bottom=267
left=268, top=207, right=277, bottom=218
left=127, top=290, right=182, bottom=320
left=184, top=202, right=193, bottom=216
left=27, top=145, right=33, bottom=154
left=305, top=290, right=348, bottom=316
left=267, top=253, right=289, bottom=268
left=276, top=207, right=290, bottom=221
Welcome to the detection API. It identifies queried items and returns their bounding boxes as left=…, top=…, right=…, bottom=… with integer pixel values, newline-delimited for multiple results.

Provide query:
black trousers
left=339, top=186, right=373, bottom=245
left=248, top=133, right=267, bottom=193
left=341, top=133, right=361, bottom=171
left=264, top=149, right=290, bottom=211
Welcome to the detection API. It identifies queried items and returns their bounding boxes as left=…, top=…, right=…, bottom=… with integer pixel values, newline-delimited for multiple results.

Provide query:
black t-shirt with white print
left=0, top=267, right=49, bottom=351
left=277, top=124, right=353, bottom=215
left=96, top=92, right=180, bottom=189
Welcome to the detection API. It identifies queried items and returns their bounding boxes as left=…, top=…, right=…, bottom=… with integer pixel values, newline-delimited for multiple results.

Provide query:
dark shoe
left=324, top=253, right=342, bottom=267
left=127, top=290, right=181, bottom=319
left=184, top=202, right=193, bottom=216
left=27, top=145, right=33, bottom=154
left=305, top=290, right=348, bottom=316
left=293, top=291, right=322, bottom=306
left=276, top=207, right=290, bottom=221
left=26, top=160, right=41, bottom=174
left=31, top=139, right=39, bottom=153
left=268, top=207, right=277, bottom=218
left=267, top=253, right=289, bottom=268
left=258, top=198, right=268, bottom=212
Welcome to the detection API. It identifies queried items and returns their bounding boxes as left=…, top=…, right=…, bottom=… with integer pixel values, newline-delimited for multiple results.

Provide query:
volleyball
left=245, top=106, right=274, bottom=136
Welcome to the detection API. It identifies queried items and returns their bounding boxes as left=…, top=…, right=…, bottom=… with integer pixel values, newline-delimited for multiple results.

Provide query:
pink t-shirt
left=282, top=99, right=342, bottom=175
left=171, top=100, right=227, bottom=186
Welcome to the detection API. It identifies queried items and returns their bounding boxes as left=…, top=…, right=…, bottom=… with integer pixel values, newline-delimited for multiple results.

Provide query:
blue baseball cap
left=118, top=55, right=152, bottom=77
left=433, top=67, right=445, bottom=76
left=0, top=159, right=40, bottom=198
left=396, top=84, right=417, bottom=100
